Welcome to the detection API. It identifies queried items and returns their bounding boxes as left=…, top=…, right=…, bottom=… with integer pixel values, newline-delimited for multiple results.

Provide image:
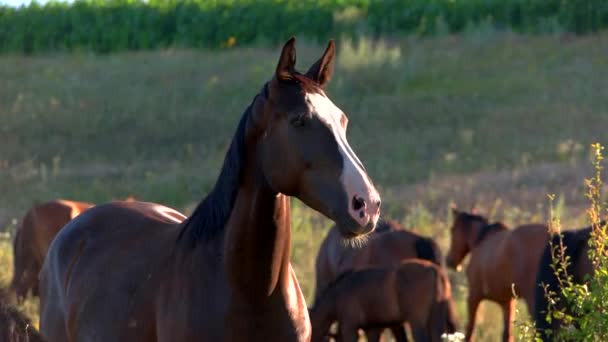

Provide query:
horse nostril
left=375, top=200, right=381, bottom=209
left=352, top=196, right=366, bottom=211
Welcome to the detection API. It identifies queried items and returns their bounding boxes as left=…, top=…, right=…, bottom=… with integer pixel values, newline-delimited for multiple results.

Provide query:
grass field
left=1, top=30, right=608, bottom=340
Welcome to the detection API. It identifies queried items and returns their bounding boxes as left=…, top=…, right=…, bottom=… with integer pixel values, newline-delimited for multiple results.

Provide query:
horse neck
left=223, top=146, right=292, bottom=302
left=469, top=222, right=506, bottom=250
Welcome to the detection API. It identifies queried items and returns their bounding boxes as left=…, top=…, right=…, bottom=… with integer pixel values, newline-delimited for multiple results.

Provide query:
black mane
left=178, top=87, right=266, bottom=246
left=475, top=222, right=508, bottom=244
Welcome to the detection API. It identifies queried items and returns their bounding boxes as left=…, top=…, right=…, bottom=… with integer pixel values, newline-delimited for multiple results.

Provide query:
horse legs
left=411, top=323, right=429, bottom=342
left=500, top=299, right=515, bottom=342
left=465, top=294, right=481, bottom=342
left=390, top=324, right=410, bottom=342
left=338, top=323, right=360, bottom=342
left=364, top=328, right=383, bottom=342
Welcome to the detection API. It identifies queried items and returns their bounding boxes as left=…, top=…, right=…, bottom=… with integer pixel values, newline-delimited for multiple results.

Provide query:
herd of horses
left=0, top=38, right=601, bottom=342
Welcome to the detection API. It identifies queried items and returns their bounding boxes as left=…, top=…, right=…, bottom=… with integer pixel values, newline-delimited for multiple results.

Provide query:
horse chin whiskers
left=339, top=233, right=369, bottom=249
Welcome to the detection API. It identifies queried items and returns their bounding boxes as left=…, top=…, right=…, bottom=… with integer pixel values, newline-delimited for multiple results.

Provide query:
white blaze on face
left=305, top=92, right=380, bottom=228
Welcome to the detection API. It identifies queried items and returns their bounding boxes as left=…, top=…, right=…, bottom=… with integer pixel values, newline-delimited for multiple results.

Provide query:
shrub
left=0, top=0, right=607, bottom=54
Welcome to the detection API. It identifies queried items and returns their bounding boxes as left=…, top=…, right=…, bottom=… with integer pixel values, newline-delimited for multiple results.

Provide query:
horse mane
left=415, top=237, right=445, bottom=268
left=177, top=88, right=265, bottom=245
left=475, top=222, right=508, bottom=244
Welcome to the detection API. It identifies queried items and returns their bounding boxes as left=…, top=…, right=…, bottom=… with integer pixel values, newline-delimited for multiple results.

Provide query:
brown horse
left=39, top=37, right=381, bottom=342
left=315, top=219, right=444, bottom=341
left=10, top=199, right=94, bottom=302
left=446, top=209, right=548, bottom=342
left=534, top=225, right=596, bottom=341
left=314, top=219, right=444, bottom=304
left=310, top=259, right=458, bottom=342
left=0, top=288, right=45, bottom=342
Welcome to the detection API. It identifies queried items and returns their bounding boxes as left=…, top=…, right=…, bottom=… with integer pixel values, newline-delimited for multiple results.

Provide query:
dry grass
left=1, top=31, right=608, bottom=340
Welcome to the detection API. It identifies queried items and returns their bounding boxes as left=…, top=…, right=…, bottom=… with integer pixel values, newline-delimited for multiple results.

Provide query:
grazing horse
left=0, top=288, right=45, bottom=342
left=10, top=200, right=94, bottom=302
left=446, top=209, right=548, bottom=342
left=310, top=259, right=458, bottom=342
left=39, top=37, right=381, bottom=342
left=534, top=225, right=596, bottom=341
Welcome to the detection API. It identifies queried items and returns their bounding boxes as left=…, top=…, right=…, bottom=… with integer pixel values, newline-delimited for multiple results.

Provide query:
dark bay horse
left=10, top=199, right=95, bottom=302
left=310, top=259, right=457, bottom=342
left=446, top=209, right=548, bottom=342
left=0, top=288, right=45, bottom=342
left=39, top=38, right=381, bottom=342
left=534, top=225, right=596, bottom=341
left=314, top=219, right=444, bottom=304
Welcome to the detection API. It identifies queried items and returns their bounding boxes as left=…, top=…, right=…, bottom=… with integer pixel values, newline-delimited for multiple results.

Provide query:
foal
left=310, top=259, right=457, bottom=342
left=315, top=219, right=444, bottom=303
left=446, top=209, right=548, bottom=342
left=10, top=199, right=94, bottom=301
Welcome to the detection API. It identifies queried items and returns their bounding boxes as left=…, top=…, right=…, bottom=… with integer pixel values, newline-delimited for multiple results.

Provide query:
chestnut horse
left=0, top=288, right=45, bottom=342
left=310, top=259, right=457, bottom=342
left=446, top=209, right=548, bottom=342
left=10, top=200, right=95, bottom=302
left=314, top=219, right=444, bottom=304
left=534, top=225, right=596, bottom=341
left=315, top=219, right=444, bottom=341
left=39, top=38, right=381, bottom=342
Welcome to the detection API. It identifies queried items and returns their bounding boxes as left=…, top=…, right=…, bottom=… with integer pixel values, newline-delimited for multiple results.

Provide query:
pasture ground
left=1, top=30, right=607, bottom=340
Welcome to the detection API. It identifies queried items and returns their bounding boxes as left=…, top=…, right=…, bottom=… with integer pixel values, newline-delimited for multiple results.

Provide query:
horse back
left=40, top=201, right=186, bottom=342
left=363, top=230, right=428, bottom=267
left=394, top=260, right=441, bottom=323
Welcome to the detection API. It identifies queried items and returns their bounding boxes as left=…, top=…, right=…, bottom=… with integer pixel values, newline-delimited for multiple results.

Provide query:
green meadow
left=1, top=31, right=607, bottom=340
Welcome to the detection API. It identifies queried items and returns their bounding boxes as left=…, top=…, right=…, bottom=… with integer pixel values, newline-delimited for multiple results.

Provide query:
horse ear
left=306, top=39, right=335, bottom=87
left=450, top=203, right=459, bottom=217
left=276, top=37, right=297, bottom=82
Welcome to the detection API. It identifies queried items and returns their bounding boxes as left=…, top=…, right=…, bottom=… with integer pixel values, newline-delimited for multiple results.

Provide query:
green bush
left=536, top=143, right=608, bottom=341
left=0, top=0, right=607, bottom=54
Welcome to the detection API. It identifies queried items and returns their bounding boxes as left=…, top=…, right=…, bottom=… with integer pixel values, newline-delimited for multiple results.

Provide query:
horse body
left=467, top=224, right=548, bottom=307
left=11, top=199, right=94, bottom=300
left=314, top=220, right=443, bottom=304
left=310, top=259, right=457, bottom=342
left=40, top=38, right=381, bottom=342
left=534, top=226, right=594, bottom=341
left=446, top=209, right=548, bottom=342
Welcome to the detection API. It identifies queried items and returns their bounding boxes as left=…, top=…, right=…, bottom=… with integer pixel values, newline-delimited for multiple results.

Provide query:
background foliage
left=1, top=0, right=608, bottom=54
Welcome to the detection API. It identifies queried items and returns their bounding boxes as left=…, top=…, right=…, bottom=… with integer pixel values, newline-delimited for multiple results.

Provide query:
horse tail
left=415, top=237, right=445, bottom=268
left=9, top=210, right=32, bottom=301
left=429, top=267, right=458, bottom=337
left=534, top=227, right=592, bottom=341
